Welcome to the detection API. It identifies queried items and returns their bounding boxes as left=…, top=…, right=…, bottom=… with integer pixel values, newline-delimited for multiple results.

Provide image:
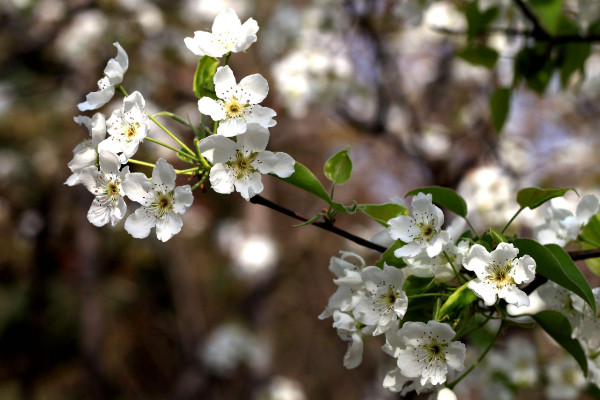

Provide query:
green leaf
left=457, top=45, right=499, bottom=69
left=579, top=214, right=600, bottom=276
left=359, top=203, right=410, bottom=226
left=277, top=162, right=332, bottom=205
left=529, top=0, right=563, bottom=35
left=293, top=213, right=324, bottom=227
left=464, top=1, right=499, bottom=41
left=514, top=44, right=554, bottom=93
left=513, top=238, right=596, bottom=313
left=557, top=42, right=591, bottom=88
left=324, top=147, right=352, bottom=185
left=406, top=186, right=468, bottom=217
left=533, top=310, right=587, bottom=375
left=376, top=239, right=407, bottom=269
left=193, top=56, right=219, bottom=99
left=516, top=187, right=574, bottom=210
left=438, top=282, right=478, bottom=319
left=490, top=87, right=511, bottom=133
left=403, top=276, right=434, bottom=296
left=487, top=228, right=507, bottom=245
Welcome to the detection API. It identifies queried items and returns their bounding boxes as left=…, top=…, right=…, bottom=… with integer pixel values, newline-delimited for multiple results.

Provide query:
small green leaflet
left=193, top=56, right=219, bottom=99
left=438, top=282, right=477, bottom=319
left=359, top=203, right=409, bottom=226
left=324, top=147, right=352, bottom=185
left=277, top=162, right=332, bottom=205
left=516, top=187, right=575, bottom=210
left=490, top=87, right=511, bottom=133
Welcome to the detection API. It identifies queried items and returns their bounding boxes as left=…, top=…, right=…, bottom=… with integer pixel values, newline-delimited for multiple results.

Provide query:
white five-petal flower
left=319, top=251, right=367, bottom=320
left=184, top=8, right=259, bottom=58
left=534, top=195, right=599, bottom=247
left=463, top=242, right=536, bottom=307
left=99, top=91, right=149, bottom=163
left=122, top=158, right=194, bottom=242
left=388, top=193, right=451, bottom=258
left=332, top=310, right=364, bottom=369
left=198, top=124, right=294, bottom=200
left=385, top=321, right=466, bottom=388
left=353, top=264, right=408, bottom=336
left=78, top=151, right=129, bottom=227
left=198, top=66, right=276, bottom=137
left=65, top=113, right=107, bottom=186
left=78, top=42, right=129, bottom=111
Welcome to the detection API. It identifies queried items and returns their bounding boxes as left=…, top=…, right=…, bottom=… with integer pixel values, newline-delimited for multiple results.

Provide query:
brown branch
left=249, top=195, right=387, bottom=253
left=567, top=248, right=600, bottom=261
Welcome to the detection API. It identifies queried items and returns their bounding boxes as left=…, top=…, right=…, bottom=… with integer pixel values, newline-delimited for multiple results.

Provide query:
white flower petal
left=254, top=151, right=295, bottom=177
left=244, top=105, right=277, bottom=127
left=463, top=244, right=492, bottom=278
left=383, top=368, right=410, bottom=392
left=87, top=198, right=111, bottom=227
left=468, top=279, right=497, bottom=306
left=79, top=166, right=100, bottom=193
left=498, top=285, right=530, bottom=307
left=394, top=241, right=422, bottom=258
left=155, top=212, right=183, bottom=242
left=122, top=172, right=153, bottom=206
left=234, top=171, right=263, bottom=200
left=231, top=18, right=259, bottom=52
left=214, top=66, right=237, bottom=99
left=67, top=147, right=97, bottom=173
left=428, top=320, right=456, bottom=343
left=444, top=342, right=466, bottom=371
left=98, top=151, right=120, bottom=175
left=217, top=116, right=247, bottom=137
left=197, top=135, right=237, bottom=163
left=387, top=215, right=420, bottom=242
left=577, top=194, right=599, bottom=225
left=490, top=242, right=519, bottom=266
left=343, top=332, right=363, bottom=369
left=511, top=255, right=536, bottom=284
left=237, top=123, right=269, bottom=152
left=237, top=73, right=269, bottom=104
left=209, top=163, right=235, bottom=194
left=173, top=185, right=194, bottom=214
left=211, top=8, right=242, bottom=35
left=124, top=207, right=156, bottom=239
left=152, top=158, right=177, bottom=192
left=198, top=97, right=226, bottom=121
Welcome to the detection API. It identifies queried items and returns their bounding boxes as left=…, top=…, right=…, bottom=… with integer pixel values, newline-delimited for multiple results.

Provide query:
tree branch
left=249, top=195, right=387, bottom=253
left=567, top=248, right=600, bottom=261
left=512, top=0, right=551, bottom=40
left=431, top=25, right=600, bottom=44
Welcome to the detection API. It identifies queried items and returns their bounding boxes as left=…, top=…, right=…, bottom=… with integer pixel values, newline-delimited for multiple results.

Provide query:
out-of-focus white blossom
left=255, top=376, right=306, bottom=400
left=545, top=356, right=586, bottom=400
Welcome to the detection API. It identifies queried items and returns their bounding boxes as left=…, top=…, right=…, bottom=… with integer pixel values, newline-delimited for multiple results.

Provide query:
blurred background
left=2, top=0, right=600, bottom=399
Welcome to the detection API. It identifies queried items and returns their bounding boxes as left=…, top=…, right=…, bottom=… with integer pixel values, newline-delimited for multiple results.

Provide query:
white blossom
left=65, top=113, right=106, bottom=186
left=78, top=151, right=128, bottom=227
left=332, top=311, right=364, bottom=369
left=388, top=192, right=451, bottom=258
left=535, top=281, right=585, bottom=339
left=319, top=251, right=367, bottom=320
left=383, top=321, right=466, bottom=390
left=571, top=287, right=600, bottom=352
left=463, top=242, right=536, bottom=307
left=122, top=158, right=193, bottom=242
left=534, top=195, right=599, bottom=247
left=545, top=356, right=586, bottom=400
left=78, top=42, right=128, bottom=111
left=197, top=124, right=294, bottom=200
left=99, top=91, right=149, bottom=163
left=354, top=264, right=408, bottom=335
left=184, top=8, right=258, bottom=58
left=404, top=240, right=469, bottom=282
left=198, top=66, right=276, bottom=137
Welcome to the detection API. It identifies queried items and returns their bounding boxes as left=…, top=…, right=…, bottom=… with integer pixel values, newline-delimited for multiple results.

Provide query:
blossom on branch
left=65, top=113, right=107, bottom=186
left=198, top=66, right=276, bottom=137
left=78, top=42, right=129, bottom=111
left=79, top=151, right=129, bottom=227
left=197, top=124, right=294, bottom=200
left=99, top=91, right=149, bottom=163
left=184, top=8, right=259, bottom=58
left=388, top=192, right=451, bottom=258
left=463, top=242, right=536, bottom=307
left=122, top=158, right=193, bottom=242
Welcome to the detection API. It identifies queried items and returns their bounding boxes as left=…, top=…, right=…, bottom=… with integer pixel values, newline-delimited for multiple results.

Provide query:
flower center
left=119, top=122, right=141, bottom=141
left=489, top=263, right=515, bottom=289
left=98, top=179, right=121, bottom=205
left=417, top=219, right=436, bottom=242
left=424, top=340, right=448, bottom=363
left=377, top=286, right=401, bottom=312
left=224, top=96, right=246, bottom=119
left=151, top=191, right=174, bottom=218
left=227, top=151, right=258, bottom=179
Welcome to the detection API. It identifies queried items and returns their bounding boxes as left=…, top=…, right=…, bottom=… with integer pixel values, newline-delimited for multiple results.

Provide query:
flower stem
left=501, top=206, right=525, bottom=234
left=408, top=293, right=450, bottom=300
left=444, top=251, right=465, bottom=284
left=213, top=120, right=219, bottom=135
left=191, top=173, right=209, bottom=191
left=147, top=113, right=196, bottom=156
left=128, top=159, right=155, bottom=168
left=145, top=137, right=199, bottom=162
left=223, top=52, right=232, bottom=66
left=447, top=321, right=505, bottom=390
left=463, top=217, right=479, bottom=239
left=176, top=167, right=201, bottom=175
left=116, top=84, right=128, bottom=97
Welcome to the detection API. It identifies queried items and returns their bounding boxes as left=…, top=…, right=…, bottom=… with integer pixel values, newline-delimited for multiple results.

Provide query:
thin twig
left=249, top=195, right=387, bottom=253
left=568, top=248, right=600, bottom=261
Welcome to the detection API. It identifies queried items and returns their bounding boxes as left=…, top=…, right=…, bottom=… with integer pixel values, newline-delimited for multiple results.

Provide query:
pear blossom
left=122, top=158, right=193, bottom=242
left=65, top=113, right=107, bottom=186
left=404, top=240, right=469, bottom=282
left=98, top=91, right=149, bottom=163
left=571, top=287, right=600, bottom=352
left=78, top=42, right=129, bottom=111
left=353, top=264, right=408, bottom=335
left=319, top=251, right=367, bottom=320
left=197, top=124, right=294, bottom=200
left=198, top=66, right=276, bottom=137
left=332, top=311, right=364, bottom=369
left=545, top=356, right=586, bottom=400
left=78, top=151, right=128, bottom=227
left=533, top=195, right=599, bottom=247
left=388, top=193, right=451, bottom=258
left=184, top=8, right=258, bottom=58
left=383, top=321, right=466, bottom=390
left=535, top=281, right=585, bottom=339
left=463, top=243, right=536, bottom=307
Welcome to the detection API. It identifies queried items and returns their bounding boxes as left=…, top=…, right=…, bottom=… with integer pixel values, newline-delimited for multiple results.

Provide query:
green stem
left=433, top=297, right=442, bottom=321
left=444, top=251, right=465, bottom=284
left=463, top=217, right=479, bottom=239
left=145, top=137, right=199, bottom=161
left=176, top=167, right=201, bottom=174
left=191, top=174, right=209, bottom=191
left=501, top=206, right=525, bottom=234
left=128, top=159, right=155, bottom=168
left=213, top=120, right=219, bottom=135
left=408, top=293, right=450, bottom=300
left=116, top=84, right=128, bottom=97
left=147, top=114, right=196, bottom=156
left=223, top=52, right=231, bottom=65
left=455, top=311, right=494, bottom=340
left=448, top=321, right=504, bottom=390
